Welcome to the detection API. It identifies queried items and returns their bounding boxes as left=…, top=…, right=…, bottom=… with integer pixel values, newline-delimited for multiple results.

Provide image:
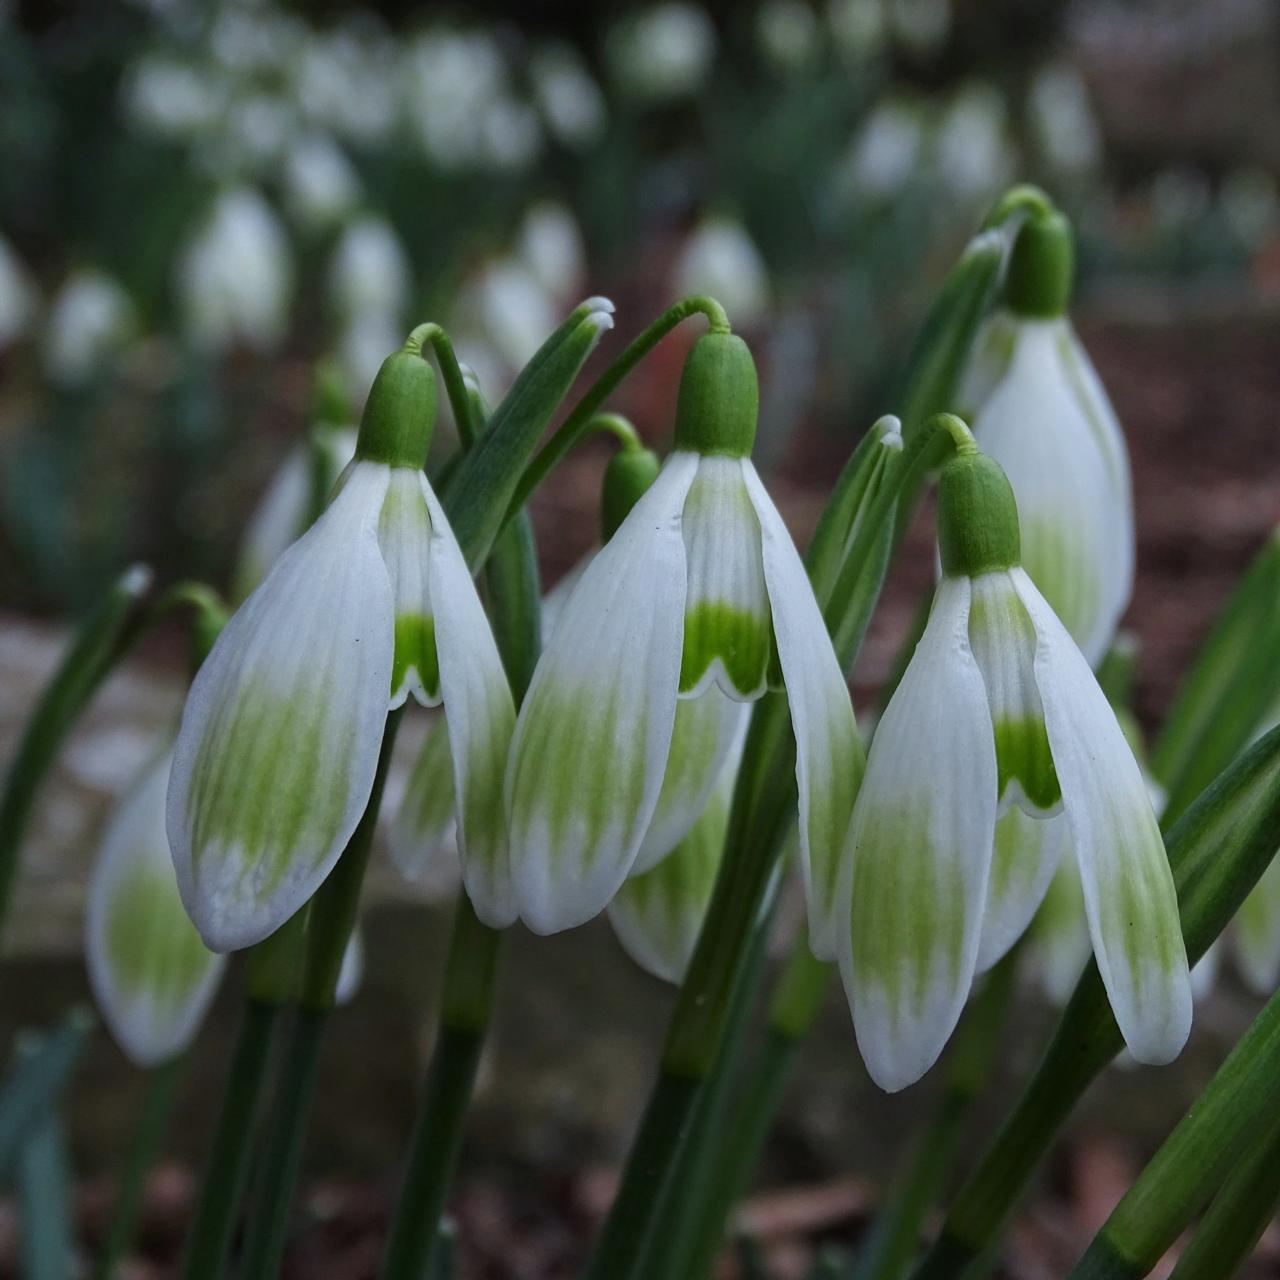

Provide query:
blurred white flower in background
left=338, top=311, right=406, bottom=405
left=225, top=92, right=297, bottom=171
left=0, top=235, right=37, bottom=348
left=1029, top=63, right=1102, bottom=176
left=294, top=28, right=398, bottom=146
left=283, top=133, right=362, bottom=233
left=829, top=0, right=887, bottom=61
left=1151, top=167, right=1213, bottom=234
left=890, top=0, right=951, bottom=55
left=840, top=97, right=925, bottom=200
left=178, top=186, right=293, bottom=354
left=934, top=83, right=1014, bottom=203
left=674, top=215, right=770, bottom=326
left=606, top=3, right=717, bottom=103
left=124, top=55, right=227, bottom=139
left=42, top=269, right=134, bottom=387
left=328, top=215, right=412, bottom=321
left=517, top=202, right=587, bottom=300
left=756, top=0, right=821, bottom=74
left=209, top=3, right=301, bottom=77
left=530, top=42, right=608, bottom=150
left=1219, top=168, right=1280, bottom=250
left=454, top=258, right=558, bottom=389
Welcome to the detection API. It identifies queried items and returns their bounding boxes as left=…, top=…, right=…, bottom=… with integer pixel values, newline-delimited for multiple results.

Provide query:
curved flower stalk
left=842, top=436, right=1190, bottom=1091
left=673, top=216, right=770, bottom=329
left=168, top=338, right=518, bottom=950
left=507, top=332, right=863, bottom=947
left=88, top=748, right=225, bottom=1066
left=957, top=210, right=1133, bottom=667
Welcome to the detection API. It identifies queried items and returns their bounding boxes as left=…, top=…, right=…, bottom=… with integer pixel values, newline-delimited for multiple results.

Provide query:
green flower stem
left=585, top=411, right=644, bottom=452
left=404, top=323, right=482, bottom=449
left=980, top=184, right=1056, bottom=232
left=913, top=722, right=1280, bottom=1280
left=17, top=1083, right=73, bottom=1280
left=0, top=564, right=151, bottom=937
left=1166, top=1107, right=1280, bottom=1280
left=94, top=1054, right=185, bottom=1280
left=1068, top=986, right=1280, bottom=1280
left=503, top=294, right=730, bottom=525
left=181, top=1000, right=280, bottom=1280
left=853, top=946, right=1020, bottom=1280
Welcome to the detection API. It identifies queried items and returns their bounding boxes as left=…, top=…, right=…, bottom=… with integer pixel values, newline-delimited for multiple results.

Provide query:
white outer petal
left=1012, top=568, right=1191, bottom=1064
left=1029, top=853, right=1093, bottom=1007
left=88, top=749, right=226, bottom=1065
left=421, top=476, right=518, bottom=927
left=840, top=577, right=998, bottom=1092
left=741, top=460, right=863, bottom=959
left=507, top=455, right=697, bottom=933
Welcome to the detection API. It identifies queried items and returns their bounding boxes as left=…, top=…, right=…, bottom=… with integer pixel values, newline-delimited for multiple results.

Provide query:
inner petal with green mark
left=378, top=468, right=442, bottom=707
left=678, top=456, right=773, bottom=700
left=968, top=571, right=1061, bottom=815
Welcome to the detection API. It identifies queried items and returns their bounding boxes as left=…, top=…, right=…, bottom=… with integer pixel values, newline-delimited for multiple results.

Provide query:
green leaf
left=17, top=1102, right=73, bottom=1280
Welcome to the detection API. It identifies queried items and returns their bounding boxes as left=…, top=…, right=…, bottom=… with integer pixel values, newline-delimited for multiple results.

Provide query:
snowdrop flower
left=508, top=333, right=862, bottom=941
left=829, top=0, right=887, bottom=61
left=455, top=259, right=558, bottom=380
left=756, top=0, right=821, bottom=74
left=168, top=335, right=528, bottom=949
left=934, top=83, right=1013, bottom=204
left=43, top=269, right=134, bottom=386
left=606, top=3, right=717, bottom=103
left=674, top=217, right=770, bottom=328
left=889, top=0, right=951, bottom=55
left=530, top=43, right=607, bottom=149
left=0, top=234, right=36, bottom=348
left=329, top=215, right=412, bottom=321
left=124, top=55, right=227, bottom=139
left=839, top=98, right=925, bottom=202
left=283, top=133, right=362, bottom=232
left=517, top=202, right=586, bottom=303
left=842, top=434, right=1190, bottom=1092
left=88, top=749, right=225, bottom=1065
left=958, top=211, right=1133, bottom=667
left=178, top=186, right=293, bottom=355
left=1028, top=63, right=1102, bottom=176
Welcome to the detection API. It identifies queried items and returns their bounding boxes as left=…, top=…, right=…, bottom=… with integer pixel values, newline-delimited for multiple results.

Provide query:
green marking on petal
left=679, top=601, right=772, bottom=697
left=107, top=863, right=213, bottom=1010
left=392, top=613, right=440, bottom=702
left=851, top=805, right=968, bottom=1025
left=992, top=716, right=1061, bottom=813
left=402, top=720, right=454, bottom=842
left=1096, top=840, right=1185, bottom=989
left=187, top=679, right=349, bottom=894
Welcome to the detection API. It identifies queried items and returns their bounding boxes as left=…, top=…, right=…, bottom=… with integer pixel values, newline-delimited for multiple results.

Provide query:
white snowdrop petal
left=387, top=714, right=459, bottom=894
left=841, top=577, right=998, bottom=1092
left=1013, top=568, right=1191, bottom=1064
left=742, top=461, right=863, bottom=958
left=167, top=461, right=394, bottom=952
left=976, top=807, right=1066, bottom=973
left=88, top=750, right=226, bottom=1066
left=507, top=456, right=697, bottom=933
left=421, top=477, right=518, bottom=927
left=1030, top=853, right=1093, bottom=1006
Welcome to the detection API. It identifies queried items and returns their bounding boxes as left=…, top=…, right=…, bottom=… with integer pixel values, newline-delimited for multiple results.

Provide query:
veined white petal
left=1029, top=854, right=1092, bottom=1006
left=421, top=477, right=518, bottom=927
left=167, top=460, right=394, bottom=952
left=507, top=455, right=698, bottom=933
left=541, top=553, right=591, bottom=643
left=1012, top=568, right=1191, bottom=1064
left=742, top=461, right=863, bottom=959
left=967, top=571, right=1060, bottom=817
left=89, top=749, right=226, bottom=1066
left=387, top=714, right=460, bottom=896
left=633, top=689, right=748, bottom=874
left=977, top=807, right=1066, bottom=973
left=1233, top=856, right=1280, bottom=996
left=679, top=453, right=773, bottom=701
left=973, top=318, right=1133, bottom=667
left=841, top=577, right=997, bottom=1092
left=379, top=469, right=442, bottom=709
left=607, top=749, right=734, bottom=984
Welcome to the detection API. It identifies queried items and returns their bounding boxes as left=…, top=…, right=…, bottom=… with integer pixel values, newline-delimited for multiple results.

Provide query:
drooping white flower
left=1028, top=63, right=1102, bottom=176
left=178, top=186, right=293, bottom=354
left=605, top=3, right=717, bottom=103
left=454, top=259, right=558, bottom=382
left=529, top=43, right=607, bottom=149
left=168, top=341, right=533, bottom=949
left=841, top=444, right=1190, bottom=1092
left=829, top=0, right=888, bottom=61
left=839, top=98, right=925, bottom=201
left=43, top=269, right=134, bottom=386
left=934, top=83, right=1012, bottom=204
left=328, top=215, right=412, bottom=321
left=124, top=55, right=228, bottom=139
left=88, top=748, right=225, bottom=1066
left=508, top=334, right=862, bottom=944
left=673, top=217, right=770, bottom=328
left=0, top=234, right=36, bottom=348
left=959, top=211, right=1133, bottom=667
left=283, top=133, right=362, bottom=232
left=517, top=203, right=586, bottom=304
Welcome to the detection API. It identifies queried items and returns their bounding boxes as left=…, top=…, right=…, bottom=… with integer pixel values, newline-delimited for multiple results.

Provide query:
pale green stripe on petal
left=841, top=576, right=998, bottom=1093
left=1013, top=567, right=1191, bottom=1064
left=380, top=468, right=442, bottom=708
left=976, top=806, right=1065, bottom=973
left=508, top=456, right=697, bottom=933
left=741, top=460, right=864, bottom=960
left=387, top=715, right=459, bottom=895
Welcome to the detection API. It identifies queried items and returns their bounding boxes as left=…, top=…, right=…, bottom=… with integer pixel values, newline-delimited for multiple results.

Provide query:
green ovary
left=679, top=602, right=772, bottom=697
left=992, top=716, right=1061, bottom=813
left=186, top=679, right=349, bottom=893
left=851, top=806, right=968, bottom=1023
left=107, top=864, right=213, bottom=1010
left=392, top=613, right=440, bottom=702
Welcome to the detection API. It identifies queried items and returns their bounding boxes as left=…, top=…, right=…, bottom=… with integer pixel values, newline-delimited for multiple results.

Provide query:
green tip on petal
left=354, top=348, right=437, bottom=469
left=937, top=451, right=1022, bottom=578
left=1004, top=210, right=1074, bottom=319
left=601, top=447, right=662, bottom=541
left=672, top=332, right=759, bottom=458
